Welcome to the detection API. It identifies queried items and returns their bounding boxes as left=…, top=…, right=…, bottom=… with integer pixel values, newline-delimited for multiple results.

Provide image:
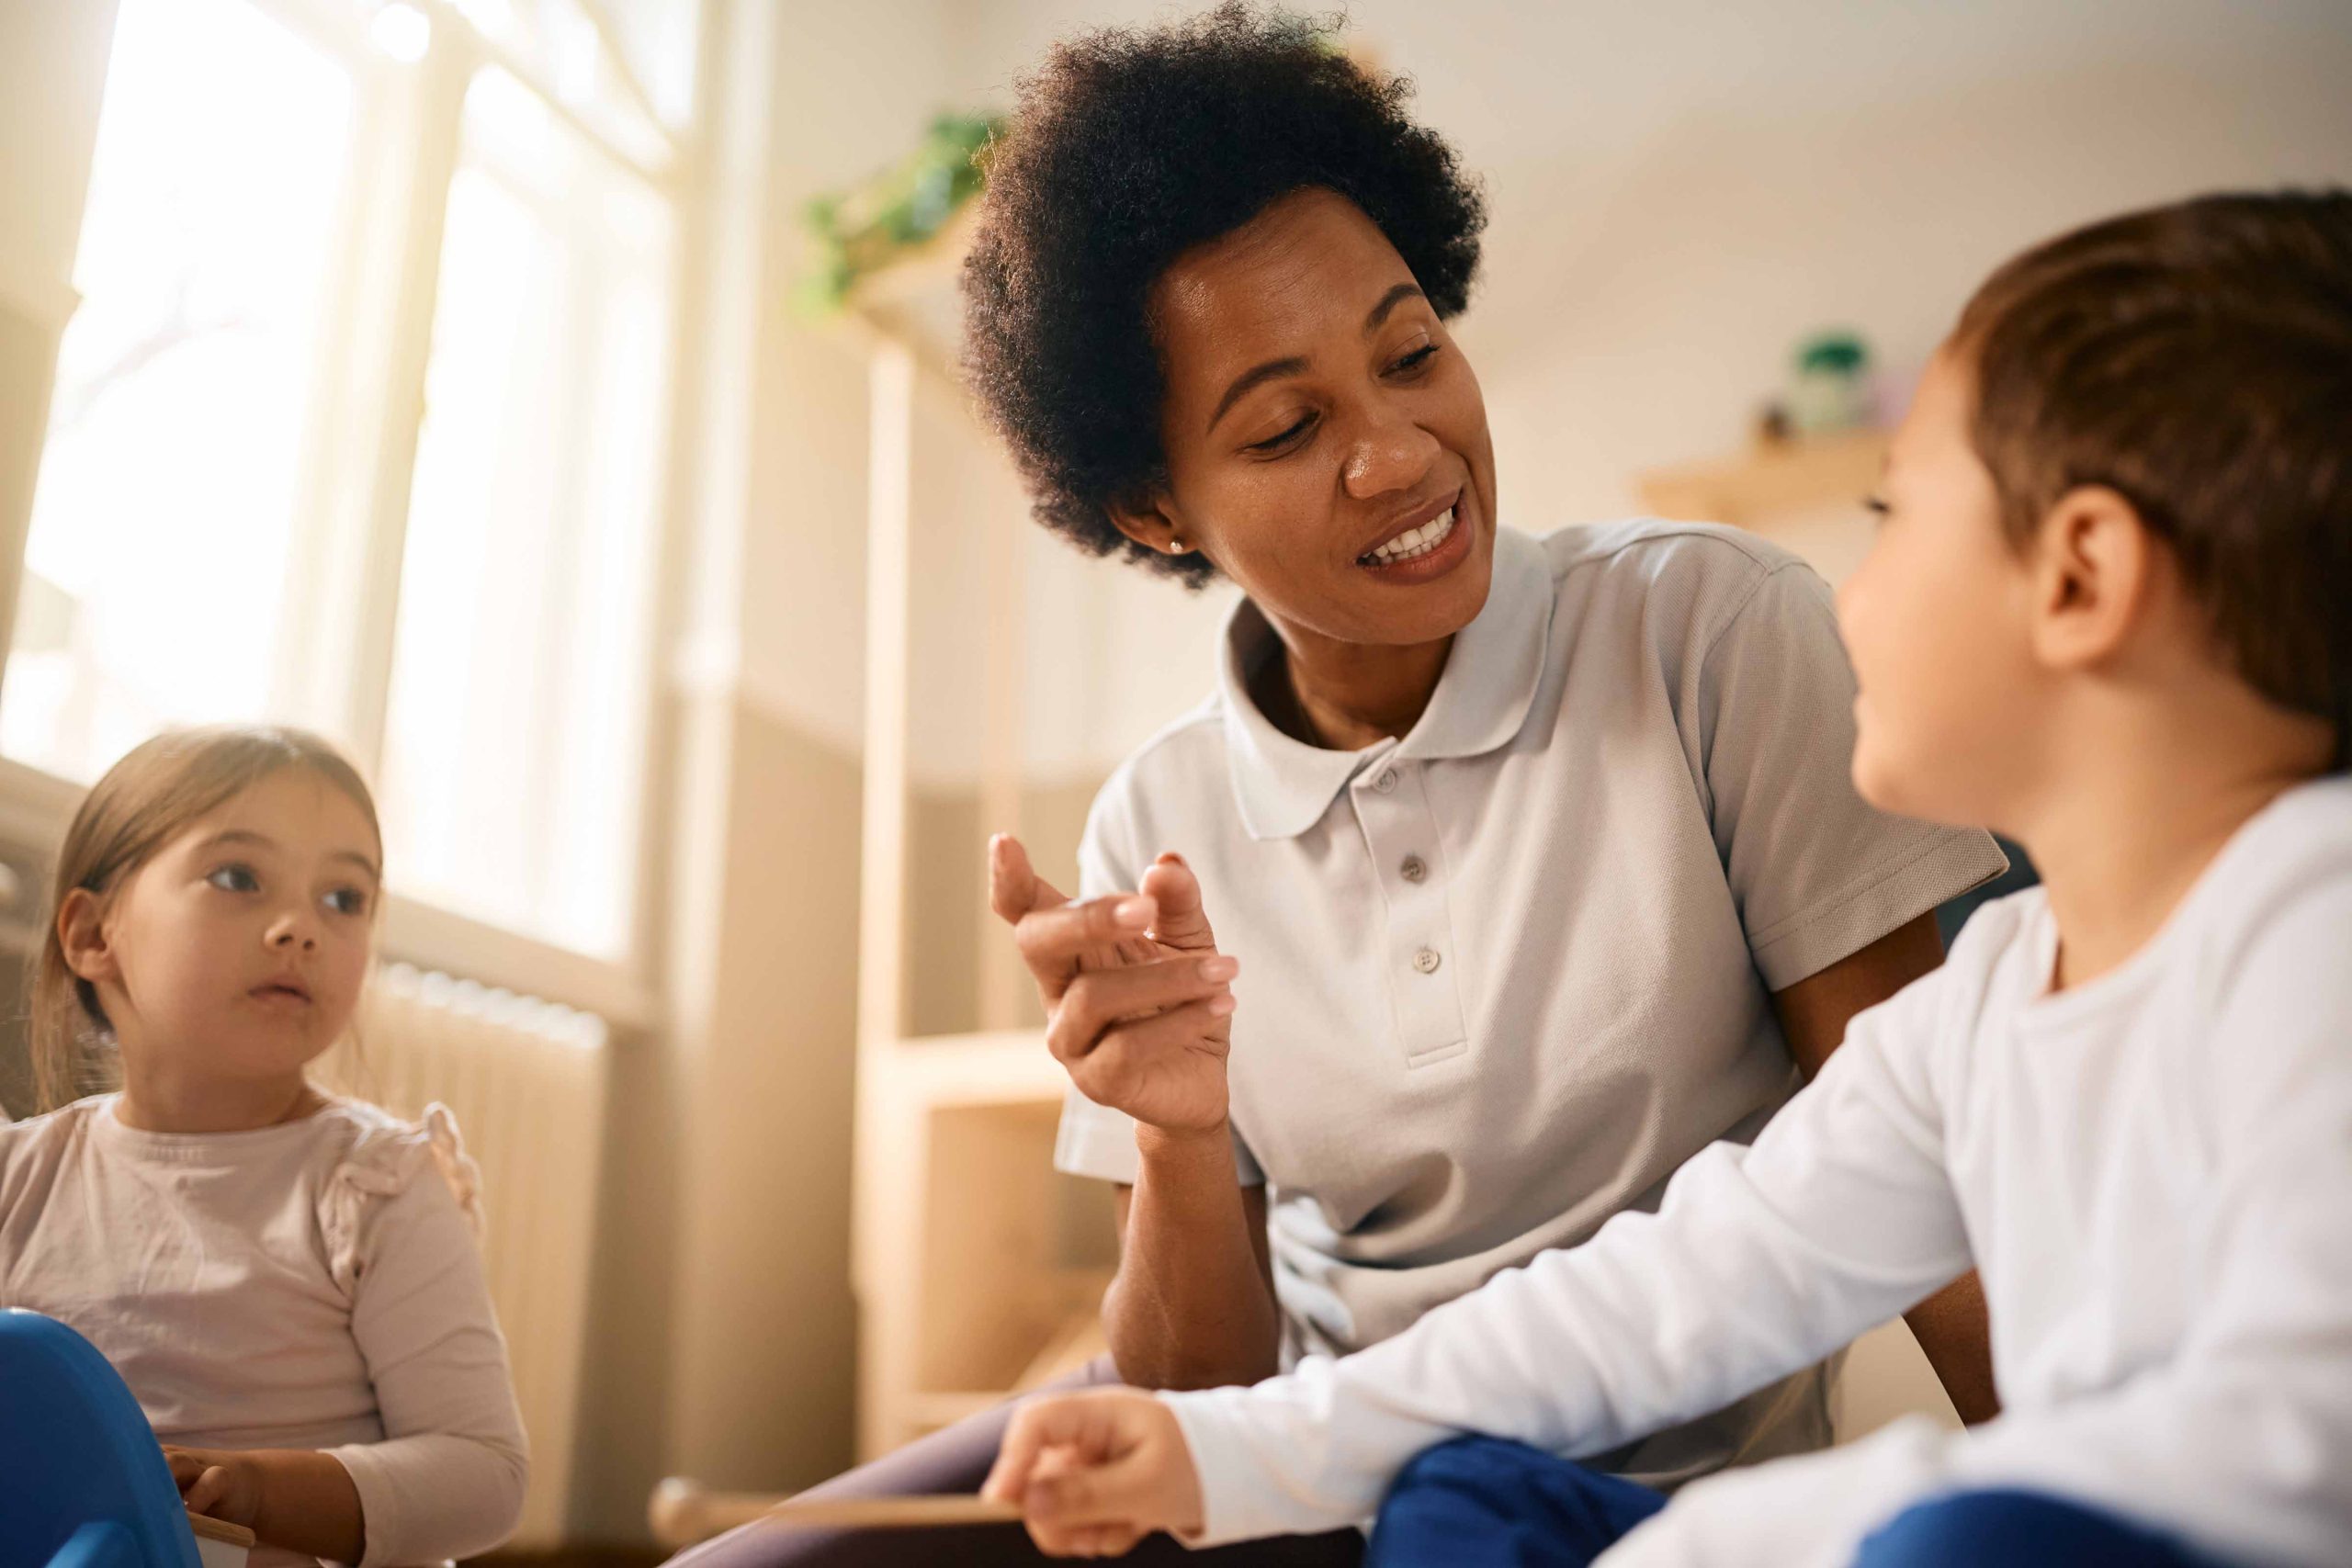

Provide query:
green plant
left=799, top=112, right=1003, bottom=314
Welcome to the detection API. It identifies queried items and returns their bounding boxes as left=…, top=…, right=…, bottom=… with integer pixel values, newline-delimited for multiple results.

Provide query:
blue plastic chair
left=0, top=1309, right=201, bottom=1568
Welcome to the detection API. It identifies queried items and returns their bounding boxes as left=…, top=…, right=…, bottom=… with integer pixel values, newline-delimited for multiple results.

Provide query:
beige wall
left=662, top=700, right=866, bottom=1485
left=901, top=351, right=1239, bottom=794
left=0, top=0, right=119, bottom=288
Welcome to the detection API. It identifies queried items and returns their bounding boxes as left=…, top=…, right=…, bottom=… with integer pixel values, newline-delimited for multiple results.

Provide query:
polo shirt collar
left=1219, top=525, right=1555, bottom=840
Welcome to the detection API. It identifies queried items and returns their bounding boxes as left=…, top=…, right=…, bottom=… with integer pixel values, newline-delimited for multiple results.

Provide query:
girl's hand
left=158, top=1444, right=364, bottom=1560
left=982, top=1388, right=1206, bottom=1557
left=163, top=1445, right=264, bottom=1526
left=990, top=838, right=1238, bottom=1136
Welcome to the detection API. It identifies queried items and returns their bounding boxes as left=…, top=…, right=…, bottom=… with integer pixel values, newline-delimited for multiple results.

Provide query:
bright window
left=1, top=0, right=697, bottom=974
left=377, top=67, right=673, bottom=958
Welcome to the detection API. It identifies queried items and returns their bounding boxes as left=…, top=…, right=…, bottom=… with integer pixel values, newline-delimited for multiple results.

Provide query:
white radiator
left=317, top=964, right=611, bottom=1549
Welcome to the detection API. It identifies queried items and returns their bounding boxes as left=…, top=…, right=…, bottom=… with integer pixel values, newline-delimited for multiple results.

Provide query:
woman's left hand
left=163, top=1444, right=265, bottom=1525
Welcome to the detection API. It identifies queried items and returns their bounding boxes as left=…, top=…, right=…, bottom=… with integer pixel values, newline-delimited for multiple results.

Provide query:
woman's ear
left=1105, top=491, right=1195, bottom=559
left=57, top=888, right=119, bottom=987
left=2026, top=484, right=2157, bottom=672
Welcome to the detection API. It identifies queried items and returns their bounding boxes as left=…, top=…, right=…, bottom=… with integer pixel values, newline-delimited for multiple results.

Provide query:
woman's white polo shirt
left=1057, top=519, right=2004, bottom=1483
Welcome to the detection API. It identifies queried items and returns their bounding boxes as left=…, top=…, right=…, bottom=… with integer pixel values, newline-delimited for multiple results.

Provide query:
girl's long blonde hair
left=26, top=725, right=381, bottom=1113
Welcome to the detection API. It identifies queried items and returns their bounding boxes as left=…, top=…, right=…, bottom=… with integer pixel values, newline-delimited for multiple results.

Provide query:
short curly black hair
left=960, top=4, right=1487, bottom=587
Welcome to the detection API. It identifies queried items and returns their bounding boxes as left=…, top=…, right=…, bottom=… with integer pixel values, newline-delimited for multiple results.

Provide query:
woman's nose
left=1340, top=409, right=1441, bottom=501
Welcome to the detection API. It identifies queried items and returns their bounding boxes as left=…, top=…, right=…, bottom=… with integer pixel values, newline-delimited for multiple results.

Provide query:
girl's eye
left=1388, top=344, right=1439, bottom=376
left=324, top=887, right=371, bottom=918
left=1247, top=412, right=1317, bottom=455
left=207, top=864, right=259, bottom=894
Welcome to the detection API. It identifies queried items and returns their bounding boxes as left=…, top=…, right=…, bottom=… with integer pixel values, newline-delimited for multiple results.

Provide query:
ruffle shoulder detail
left=319, top=1100, right=485, bottom=1293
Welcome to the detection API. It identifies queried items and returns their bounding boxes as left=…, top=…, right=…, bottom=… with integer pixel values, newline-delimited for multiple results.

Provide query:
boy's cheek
left=1858, top=654, right=2023, bottom=829
left=1833, top=555, right=1895, bottom=692
left=1844, top=628, right=1956, bottom=819
left=1838, top=557, right=1968, bottom=816
left=1848, top=701, right=1913, bottom=817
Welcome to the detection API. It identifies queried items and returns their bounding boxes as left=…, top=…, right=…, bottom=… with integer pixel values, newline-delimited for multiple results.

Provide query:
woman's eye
left=1247, top=412, right=1316, bottom=454
left=1388, top=344, right=1439, bottom=376
left=1862, top=494, right=1893, bottom=525
left=206, top=864, right=259, bottom=894
left=324, top=887, right=371, bottom=918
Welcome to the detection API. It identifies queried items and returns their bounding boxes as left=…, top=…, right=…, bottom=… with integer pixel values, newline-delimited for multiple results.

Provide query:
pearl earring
left=1168, top=537, right=1189, bottom=554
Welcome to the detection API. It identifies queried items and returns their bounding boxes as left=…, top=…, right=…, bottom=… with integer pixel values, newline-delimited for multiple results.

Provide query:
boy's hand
left=163, top=1445, right=264, bottom=1526
left=990, top=837, right=1238, bottom=1136
left=982, top=1387, right=1206, bottom=1557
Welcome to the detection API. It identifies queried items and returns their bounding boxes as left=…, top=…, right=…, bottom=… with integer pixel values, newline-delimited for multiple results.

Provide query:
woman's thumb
left=1138, top=853, right=1216, bottom=948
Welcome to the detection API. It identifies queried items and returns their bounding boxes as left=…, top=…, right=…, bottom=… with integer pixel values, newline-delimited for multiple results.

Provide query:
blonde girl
left=0, top=726, right=526, bottom=1567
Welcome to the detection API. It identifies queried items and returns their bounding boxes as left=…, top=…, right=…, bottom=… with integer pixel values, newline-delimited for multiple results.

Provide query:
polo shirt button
left=1374, top=769, right=1398, bottom=794
left=1400, top=854, right=1427, bottom=883
left=1412, top=947, right=1442, bottom=975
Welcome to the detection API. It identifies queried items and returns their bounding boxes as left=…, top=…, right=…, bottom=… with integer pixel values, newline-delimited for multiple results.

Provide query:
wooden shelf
left=897, top=1299, right=1109, bottom=1438
left=849, top=205, right=1118, bottom=1455
left=846, top=204, right=979, bottom=314
left=854, top=1056, right=1116, bottom=1456
left=1635, top=427, right=1888, bottom=528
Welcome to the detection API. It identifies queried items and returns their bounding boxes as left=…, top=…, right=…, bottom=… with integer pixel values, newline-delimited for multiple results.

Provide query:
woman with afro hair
left=666, top=7, right=2004, bottom=1566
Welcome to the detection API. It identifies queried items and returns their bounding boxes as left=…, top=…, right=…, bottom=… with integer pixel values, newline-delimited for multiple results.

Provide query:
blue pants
left=1365, top=1437, right=2230, bottom=1568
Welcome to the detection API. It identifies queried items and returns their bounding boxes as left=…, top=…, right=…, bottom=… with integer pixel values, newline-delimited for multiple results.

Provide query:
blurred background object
left=1786, top=329, right=1873, bottom=434
left=1, top=0, right=2346, bottom=1558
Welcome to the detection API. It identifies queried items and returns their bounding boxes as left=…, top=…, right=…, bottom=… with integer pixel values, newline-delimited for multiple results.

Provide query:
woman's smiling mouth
left=1360, top=504, right=1456, bottom=566
left=1355, top=489, right=1475, bottom=584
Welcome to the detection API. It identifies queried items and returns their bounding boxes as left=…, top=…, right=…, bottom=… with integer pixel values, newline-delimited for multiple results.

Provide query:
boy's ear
left=1105, top=489, right=1194, bottom=560
left=57, top=888, right=119, bottom=987
left=2027, top=484, right=2157, bottom=671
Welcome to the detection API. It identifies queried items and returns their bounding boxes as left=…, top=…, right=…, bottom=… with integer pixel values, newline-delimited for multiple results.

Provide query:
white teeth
left=1365, top=506, right=1456, bottom=565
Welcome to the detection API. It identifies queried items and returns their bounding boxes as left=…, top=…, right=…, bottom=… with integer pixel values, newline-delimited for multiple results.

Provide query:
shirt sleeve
left=325, top=1130, right=529, bottom=1567
left=1050, top=780, right=1264, bottom=1188
left=1600, top=875, right=2352, bottom=1568
left=1694, top=560, right=2007, bottom=990
left=1159, top=969, right=1972, bottom=1545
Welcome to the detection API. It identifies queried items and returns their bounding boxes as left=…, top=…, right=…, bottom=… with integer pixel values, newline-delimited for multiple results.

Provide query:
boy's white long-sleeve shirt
left=1162, top=778, right=2352, bottom=1568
